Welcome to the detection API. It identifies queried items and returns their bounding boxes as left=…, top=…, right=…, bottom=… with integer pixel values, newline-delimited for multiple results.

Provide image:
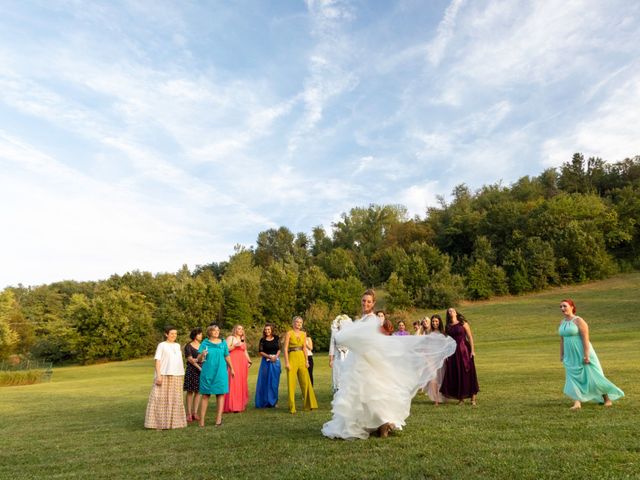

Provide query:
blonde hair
left=292, top=316, right=304, bottom=327
left=362, top=288, right=376, bottom=302
left=231, top=324, right=244, bottom=336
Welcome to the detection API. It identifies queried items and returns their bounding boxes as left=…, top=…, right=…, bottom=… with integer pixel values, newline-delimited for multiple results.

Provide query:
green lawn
left=1, top=274, right=639, bottom=479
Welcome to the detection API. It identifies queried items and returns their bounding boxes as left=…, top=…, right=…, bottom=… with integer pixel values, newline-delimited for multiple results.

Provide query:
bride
left=321, top=289, right=456, bottom=439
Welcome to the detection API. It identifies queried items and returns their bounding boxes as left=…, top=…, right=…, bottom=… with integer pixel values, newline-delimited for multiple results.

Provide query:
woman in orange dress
left=223, top=324, right=252, bottom=413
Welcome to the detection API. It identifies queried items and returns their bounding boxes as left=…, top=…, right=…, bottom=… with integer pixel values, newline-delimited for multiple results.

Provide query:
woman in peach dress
left=223, top=324, right=252, bottom=413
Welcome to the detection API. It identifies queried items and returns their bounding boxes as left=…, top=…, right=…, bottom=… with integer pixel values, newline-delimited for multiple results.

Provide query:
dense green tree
left=383, top=218, right=434, bottom=250
left=254, top=227, right=295, bottom=267
left=333, top=204, right=407, bottom=257
left=193, top=261, right=228, bottom=280
left=293, top=232, right=311, bottom=267
left=223, top=282, right=256, bottom=327
left=0, top=289, right=33, bottom=356
left=398, top=254, right=429, bottom=306
left=385, top=272, right=412, bottom=310
left=296, top=266, right=329, bottom=313
left=316, top=248, right=357, bottom=279
left=311, top=226, right=333, bottom=256
left=174, top=269, right=224, bottom=330
left=466, top=259, right=494, bottom=300
left=427, top=184, right=483, bottom=259
left=554, top=221, right=615, bottom=282
left=558, top=153, right=589, bottom=193
left=221, top=248, right=262, bottom=327
left=71, top=288, right=156, bottom=363
left=0, top=291, right=20, bottom=359
left=260, top=263, right=298, bottom=330
left=503, top=248, right=532, bottom=294
left=610, top=185, right=640, bottom=262
left=320, top=276, right=364, bottom=316
left=373, top=246, right=410, bottom=285
left=523, top=237, right=558, bottom=290
left=423, top=259, right=465, bottom=308
left=15, top=285, right=77, bottom=363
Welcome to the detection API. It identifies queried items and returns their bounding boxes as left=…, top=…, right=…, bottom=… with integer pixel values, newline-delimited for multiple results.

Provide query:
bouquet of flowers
left=331, top=314, right=352, bottom=332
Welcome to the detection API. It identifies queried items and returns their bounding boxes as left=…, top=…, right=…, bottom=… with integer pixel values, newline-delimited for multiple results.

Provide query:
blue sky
left=1, top=0, right=639, bottom=288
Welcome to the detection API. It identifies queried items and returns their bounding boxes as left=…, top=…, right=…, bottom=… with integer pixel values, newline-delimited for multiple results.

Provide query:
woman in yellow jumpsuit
left=283, top=316, right=318, bottom=413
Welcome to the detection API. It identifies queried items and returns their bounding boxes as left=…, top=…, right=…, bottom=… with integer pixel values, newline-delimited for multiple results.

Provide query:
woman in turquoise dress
left=559, top=299, right=624, bottom=410
left=197, top=325, right=235, bottom=426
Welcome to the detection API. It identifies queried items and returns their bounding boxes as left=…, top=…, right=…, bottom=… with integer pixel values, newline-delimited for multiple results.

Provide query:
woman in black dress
left=184, top=328, right=203, bottom=422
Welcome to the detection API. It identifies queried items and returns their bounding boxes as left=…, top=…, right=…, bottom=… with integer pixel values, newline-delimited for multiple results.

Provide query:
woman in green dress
left=197, top=324, right=235, bottom=426
left=559, top=299, right=624, bottom=410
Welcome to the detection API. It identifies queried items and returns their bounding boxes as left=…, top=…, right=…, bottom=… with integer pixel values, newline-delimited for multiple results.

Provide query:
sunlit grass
left=1, top=273, right=638, bottom=479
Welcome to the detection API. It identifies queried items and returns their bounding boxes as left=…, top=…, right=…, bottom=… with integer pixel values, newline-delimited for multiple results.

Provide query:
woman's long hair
left=445, top=309, right=466, bottom=330
left=430, top=314, right=445, bottom=334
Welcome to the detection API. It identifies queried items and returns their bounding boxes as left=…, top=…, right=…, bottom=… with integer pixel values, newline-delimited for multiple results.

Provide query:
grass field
left=1, top=273, right=639, bottom=479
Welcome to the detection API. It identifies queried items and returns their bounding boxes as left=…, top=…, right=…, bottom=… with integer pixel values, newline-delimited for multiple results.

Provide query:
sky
left=1, top=0, right=639, bottom=289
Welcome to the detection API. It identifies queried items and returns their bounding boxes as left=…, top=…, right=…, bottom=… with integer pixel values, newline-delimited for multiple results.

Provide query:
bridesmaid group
left=144, top=298, right=624, bottom=430
left=144, top=317, right=318, bottom=429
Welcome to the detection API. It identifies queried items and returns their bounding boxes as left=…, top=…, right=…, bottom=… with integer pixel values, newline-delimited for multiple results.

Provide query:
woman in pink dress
left=224, top=324, right=252, bottom=412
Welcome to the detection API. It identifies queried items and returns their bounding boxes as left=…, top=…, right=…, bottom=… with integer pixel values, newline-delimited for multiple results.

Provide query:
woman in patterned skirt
left=144, top=326, right=187, bottom=429
left=183, top=327, right=203, bottom=422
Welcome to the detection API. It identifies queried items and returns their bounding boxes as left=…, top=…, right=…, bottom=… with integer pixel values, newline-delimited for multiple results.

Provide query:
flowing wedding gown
left=321, top=313, right=456, bottom=440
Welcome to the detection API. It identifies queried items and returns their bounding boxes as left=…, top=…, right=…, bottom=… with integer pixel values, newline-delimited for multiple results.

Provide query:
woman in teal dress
left=559, top=299, right=624, bottom=410
left=197, top=325, right=235, bottom=426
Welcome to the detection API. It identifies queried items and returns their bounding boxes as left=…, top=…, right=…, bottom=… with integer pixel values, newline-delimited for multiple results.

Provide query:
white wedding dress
left=321, top=313, right=456, bottom=440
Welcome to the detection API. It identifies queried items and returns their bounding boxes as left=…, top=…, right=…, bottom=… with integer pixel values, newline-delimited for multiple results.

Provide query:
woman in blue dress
left=559, top=299, right=624, bottom=410
left=255, top=323, right=281, bottom=408
left=197, top=325, right=235, bottom=426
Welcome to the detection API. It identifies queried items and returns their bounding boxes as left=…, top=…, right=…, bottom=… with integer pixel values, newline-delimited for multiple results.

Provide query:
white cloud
left=288, top=0, right=359, bottom=153
left=0, top=132, right=230, bottom=288
left=425, top=0, right=466, bottom=66
left=542, top=72, right=640, bottom=166
left=398, top=180, right=441, bottom=217
left=1, top=0, right=639, bottom=288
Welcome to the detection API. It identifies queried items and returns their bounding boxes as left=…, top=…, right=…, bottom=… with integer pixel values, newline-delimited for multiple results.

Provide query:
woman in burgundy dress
left=440, top=308, right=479, bottom=405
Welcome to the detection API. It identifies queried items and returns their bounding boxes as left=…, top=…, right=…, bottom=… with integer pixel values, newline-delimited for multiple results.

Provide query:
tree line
left=1, top=153, right=639, bottom=364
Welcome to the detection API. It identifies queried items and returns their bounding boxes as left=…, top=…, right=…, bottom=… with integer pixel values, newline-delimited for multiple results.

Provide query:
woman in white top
left=424, top=314, right=446, bottom=405
left=322, top=290, right=456, bottom=440
left=144, top=325, right=187, bottom=429
left=305, top=334, right=315, bottom=386
left=328, top=314, right=352, bottom=392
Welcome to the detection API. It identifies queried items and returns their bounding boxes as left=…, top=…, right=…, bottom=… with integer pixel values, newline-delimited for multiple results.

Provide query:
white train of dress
left=321, top=313, right=456, bottom=440
left=423, top=331, right=447, bottom=402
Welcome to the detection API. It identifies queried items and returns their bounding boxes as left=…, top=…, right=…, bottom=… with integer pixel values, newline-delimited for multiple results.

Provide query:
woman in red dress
left=223, top=324, right=252, bottom=412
